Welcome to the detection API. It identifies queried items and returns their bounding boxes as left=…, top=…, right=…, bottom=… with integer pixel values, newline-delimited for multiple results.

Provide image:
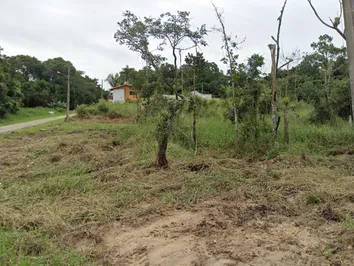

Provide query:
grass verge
left=0, top=108, right=66, bottom=126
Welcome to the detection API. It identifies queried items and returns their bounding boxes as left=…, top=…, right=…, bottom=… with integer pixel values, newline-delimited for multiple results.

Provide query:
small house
left=192, top=91, right=212, bottom=99
left=110, top=82, right=137, bottom=103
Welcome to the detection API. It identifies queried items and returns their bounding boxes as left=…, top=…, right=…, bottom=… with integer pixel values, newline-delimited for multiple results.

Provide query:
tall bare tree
left=212, top=2, right=244, bottom=140
left=269, top=0, right=288, bottom=139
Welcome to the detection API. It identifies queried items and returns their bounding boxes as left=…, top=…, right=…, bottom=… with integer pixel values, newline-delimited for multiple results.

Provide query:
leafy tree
left=106, top=73, right=121, bottom=87
left=7, top=55, right=44, bottom=83
left=291, top=34, right=349, bottom=121
left=22, top=80, right=51, bottom=107
left=146, top=11, right=207, bottom=95
left=115, top=10, right=207, bottom=167
left=119, top=65, right=137, bottom=84
left=310, top=34, right=346, bottom=103
left=0, top=49, right=23, bottom=117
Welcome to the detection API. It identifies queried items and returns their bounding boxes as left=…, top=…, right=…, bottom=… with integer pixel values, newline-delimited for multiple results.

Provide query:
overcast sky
left=0, top=0, right=345, bottom=88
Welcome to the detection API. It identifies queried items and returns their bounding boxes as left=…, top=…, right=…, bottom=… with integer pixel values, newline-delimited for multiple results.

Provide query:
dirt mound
left=95, top=202, right=338, bottom=266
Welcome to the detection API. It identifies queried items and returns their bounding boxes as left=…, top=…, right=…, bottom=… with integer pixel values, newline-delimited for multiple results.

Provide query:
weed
left=343, top=214, right=354, bottom=229
left=323, top=248, right=338, bottom=257
left=305, top=193, right=325, bottom=205
left=32, top=148, right=49, bottom=158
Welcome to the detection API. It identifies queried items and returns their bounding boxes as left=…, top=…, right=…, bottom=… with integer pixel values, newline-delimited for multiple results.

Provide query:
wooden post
left=65, top=66, right=70, bottom=122
left=343, top=0, right=354, bottom=123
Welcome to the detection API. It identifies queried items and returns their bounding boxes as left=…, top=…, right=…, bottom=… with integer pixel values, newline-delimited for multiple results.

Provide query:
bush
left=76, top=105, right=91, bottom=118
left=309, top=103, right=333, bottom=124
left=107, top=110, right=122, bottom=119
left=96, top=100, right=110, bottom=114
left=238, top=115, right=272, bottom=156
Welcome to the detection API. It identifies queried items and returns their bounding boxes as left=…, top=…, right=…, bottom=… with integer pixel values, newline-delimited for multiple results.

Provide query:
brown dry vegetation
left=1, top=117, right=354, bottom=265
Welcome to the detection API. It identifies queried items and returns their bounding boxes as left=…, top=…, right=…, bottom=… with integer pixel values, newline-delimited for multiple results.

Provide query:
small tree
left=185, top=51, right=206, bottom=154
left=114, top=11, right=207, bottom=167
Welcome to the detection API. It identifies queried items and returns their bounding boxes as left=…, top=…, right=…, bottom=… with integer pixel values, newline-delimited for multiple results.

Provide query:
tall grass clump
left=237, top=115, right=273, bottom=157
left=96, top=99, right=110, bottom=114
left=275, top=110, right=354, bottom=155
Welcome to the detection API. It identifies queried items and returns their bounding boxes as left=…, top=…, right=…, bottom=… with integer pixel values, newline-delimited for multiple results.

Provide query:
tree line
left=107, top=34, right=351, bottom=123
left=0, top=47, right=106, bottom=118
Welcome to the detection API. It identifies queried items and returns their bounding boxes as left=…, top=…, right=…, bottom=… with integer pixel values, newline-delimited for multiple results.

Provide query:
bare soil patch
left=84, top=201, right=352, bottom=266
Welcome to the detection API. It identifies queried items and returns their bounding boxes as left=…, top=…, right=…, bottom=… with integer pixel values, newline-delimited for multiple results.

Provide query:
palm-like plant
left=106, top=73, right=121, bottom=87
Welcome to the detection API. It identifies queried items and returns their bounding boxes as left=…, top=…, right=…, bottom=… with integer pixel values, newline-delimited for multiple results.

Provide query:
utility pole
left=343, top=0, right=354, bottom=123
left=65, top=66, right=70, bottom=122
left=101, top=79, right=104, bottom=99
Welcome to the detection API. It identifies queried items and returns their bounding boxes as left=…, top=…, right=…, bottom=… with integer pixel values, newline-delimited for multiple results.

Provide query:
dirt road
left=0, top=115, right=70, bottom=134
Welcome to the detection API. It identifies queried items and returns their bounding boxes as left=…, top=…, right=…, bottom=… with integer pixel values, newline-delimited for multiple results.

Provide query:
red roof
left=110, top=82, right=132, bottom=91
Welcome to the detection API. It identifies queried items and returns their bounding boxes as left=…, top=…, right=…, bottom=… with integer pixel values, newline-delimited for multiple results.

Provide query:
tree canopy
left=0, top=48, right=105, bottom=118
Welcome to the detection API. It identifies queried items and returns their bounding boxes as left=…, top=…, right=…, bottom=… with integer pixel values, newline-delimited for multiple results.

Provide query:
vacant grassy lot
left=1, top=114, right=354, bottom=265
left=0, top=108, right=66, bottom=126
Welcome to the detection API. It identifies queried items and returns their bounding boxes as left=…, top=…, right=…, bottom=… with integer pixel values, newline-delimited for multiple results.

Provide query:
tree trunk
left=156, top=112, right=176, bottom=168
left=284, top=104, right=289, bottom=144
left=136, top=99, right=141, bottom=123
left=192, top=67, right=197, bottom=154
left=231, top=81, right=239, bottom=144
left=193, top=105, right=197, bottom=154
left=269, top=44, right=278, bottom=138
left=65, top=66, right=70, bottom=122
left=343, top=0, right=354, bottom=123
left=157, top=134, right=169, bottom=168
left=173, top=47, right=178, bottom=99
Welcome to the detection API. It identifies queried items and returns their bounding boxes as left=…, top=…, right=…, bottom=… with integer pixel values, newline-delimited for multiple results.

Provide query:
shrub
left=96, top=100, right=110, bottom=114
left=107, top=110, right=122, bottom=119
left=309, top=103, right=333, bottom=124
left=76, top=105, right=91, bottom=118
left=238, top=115, right=272, bottom=156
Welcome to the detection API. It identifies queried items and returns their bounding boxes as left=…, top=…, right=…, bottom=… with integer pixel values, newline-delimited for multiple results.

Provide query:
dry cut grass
left=0, top=117, right=354, bottom=265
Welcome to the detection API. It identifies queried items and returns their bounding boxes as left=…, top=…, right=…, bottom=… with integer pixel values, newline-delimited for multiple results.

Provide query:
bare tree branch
left=307, top=0, right=346, bottom=40
left=211, top=2, right=235, bottom=75
left=273, top=0, right=288, bottom=73
left=278, top=59, right=294, bottom=70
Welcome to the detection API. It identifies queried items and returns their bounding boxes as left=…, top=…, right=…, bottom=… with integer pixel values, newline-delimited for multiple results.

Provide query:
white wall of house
left=192, top=91, right=212, bottom=99
left=113, top=89, right=125, bottom=103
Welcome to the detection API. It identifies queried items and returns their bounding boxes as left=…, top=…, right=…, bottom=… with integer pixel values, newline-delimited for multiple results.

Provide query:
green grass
left=1, top=101, right=354, bottom=264
left=0, top=108, right=66, bottom=126
left=0, top=228, right=90, bottom=266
